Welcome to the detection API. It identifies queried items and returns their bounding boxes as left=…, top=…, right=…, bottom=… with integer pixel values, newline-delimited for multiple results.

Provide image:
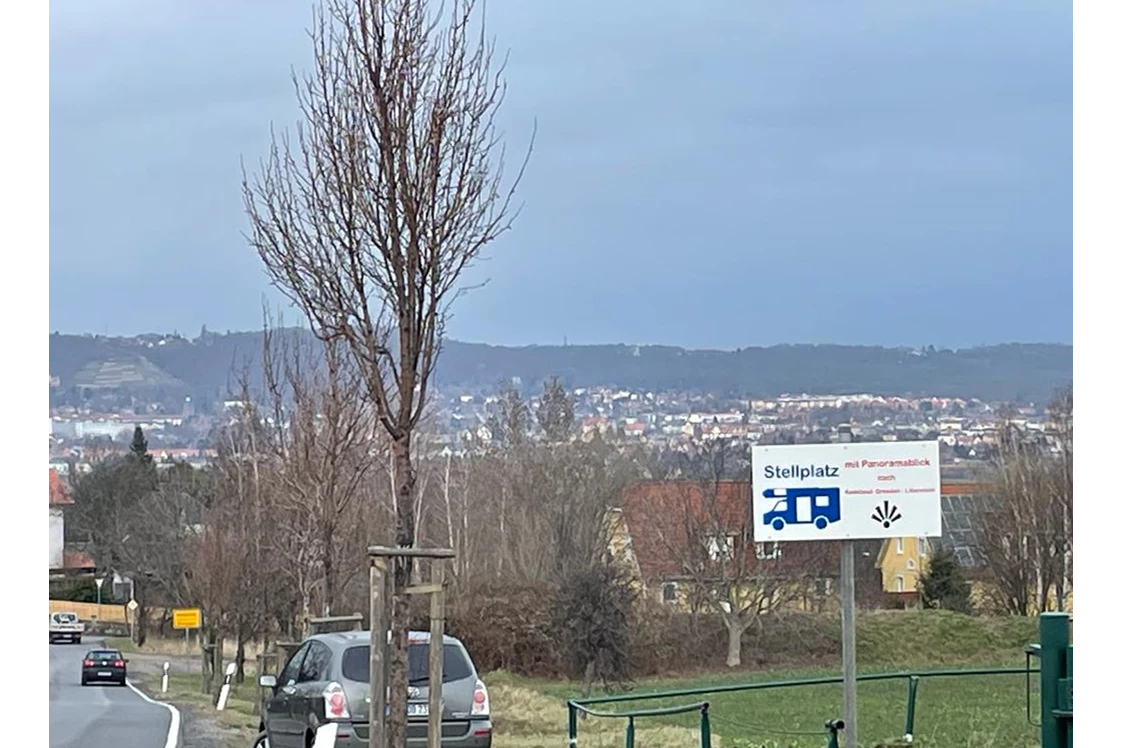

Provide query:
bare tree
left=625, top=441, right=832, bottom=668
left=242, top=0, right=530, bottom=740
left=977, top=387, right=1073, bottom=615
left=1046, top=386, right=1073, bottom=609
left=259, top=321, right=380, bottom=633
left=537, top=376, right=575, bottom=442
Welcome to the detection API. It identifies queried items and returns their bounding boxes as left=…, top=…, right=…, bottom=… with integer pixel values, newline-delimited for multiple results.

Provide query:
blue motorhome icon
left=762, top=487, right=842, bottom=531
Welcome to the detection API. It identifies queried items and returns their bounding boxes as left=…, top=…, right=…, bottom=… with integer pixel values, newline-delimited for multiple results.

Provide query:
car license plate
left=407, top=702, right=429, bottom=717
left=99, top=671, right=112, bottom=677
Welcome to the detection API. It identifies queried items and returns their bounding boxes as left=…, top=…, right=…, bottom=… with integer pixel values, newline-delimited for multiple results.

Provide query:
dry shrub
left=630, top=605, right=839, bottom=675
left=445, top=583, right=566, bottom=678
left=428, top=583, right=842, bottom=678
left=489, top=681, right=719, bottom=748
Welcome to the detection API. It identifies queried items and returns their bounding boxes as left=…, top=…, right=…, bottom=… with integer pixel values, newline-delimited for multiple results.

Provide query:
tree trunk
left=213, top=635, right=225, bottom=702
left=235, top=632, right=246, bottom=684
left=387, top=434, right=418, bottom=748
left=724, top=616, right=747, bottom=668
left=578, top=660, right=596, bottom=721
left=322, top=526, right=335, bottom=617
left=135, top=583, right=149, bottom=648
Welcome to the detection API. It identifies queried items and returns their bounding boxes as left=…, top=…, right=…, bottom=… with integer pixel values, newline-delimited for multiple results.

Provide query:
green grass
left=486, top=612, right=1043, bottom=748
left=104, top=636, right=138, bottom=653
left=853, top=611, right=1037, bottom=668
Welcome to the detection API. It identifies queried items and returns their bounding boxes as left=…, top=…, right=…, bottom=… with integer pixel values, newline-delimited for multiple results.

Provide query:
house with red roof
left=49, top=469, right=95, bottom=575
left=611, top=480, right=842, bottom=611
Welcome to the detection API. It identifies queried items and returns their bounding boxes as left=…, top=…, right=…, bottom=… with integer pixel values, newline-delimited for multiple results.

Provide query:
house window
left=918, top=537, right=928, bottom=556
left=755, top=542, right=782, bottom=560
left=896, top=538, right=904, bottom=555
left=907, top=559, right=916, bottom=570
left=662, top=583, right=678, bottom=603
left=815, top=578, right=832, bottom=596
left=895, top=575, right=905, bottom=593
left=706, top=534, right=736, bottom=562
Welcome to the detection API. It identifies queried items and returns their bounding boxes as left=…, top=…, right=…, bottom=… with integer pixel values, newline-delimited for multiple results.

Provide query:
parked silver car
left=254, top=631, right=493, bottom=748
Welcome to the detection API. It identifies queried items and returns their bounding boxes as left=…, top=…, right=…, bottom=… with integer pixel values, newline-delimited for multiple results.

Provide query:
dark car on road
left=81, top=649, right=128, bottom=686
left=254, top=631, right=492, bottom=748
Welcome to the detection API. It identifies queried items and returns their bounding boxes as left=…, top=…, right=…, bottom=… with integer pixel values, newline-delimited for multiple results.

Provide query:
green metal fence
left=566, top=614, right=1071, bottom=748
left=567, top=666, right=1035, bottom=748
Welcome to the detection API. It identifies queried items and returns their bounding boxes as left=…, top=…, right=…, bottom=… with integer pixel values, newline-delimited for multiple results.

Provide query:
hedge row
left=418, top=583, right=842, bottom=678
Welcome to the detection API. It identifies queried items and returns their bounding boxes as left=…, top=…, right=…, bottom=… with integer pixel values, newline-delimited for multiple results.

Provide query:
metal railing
left=566, top=666, right=1040, bottom=748
left=568, top=700, right=713, bottom=748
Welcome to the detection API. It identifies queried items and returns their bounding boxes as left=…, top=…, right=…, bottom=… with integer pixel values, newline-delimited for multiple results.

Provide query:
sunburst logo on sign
left=871, top=501, right=902, bottom=529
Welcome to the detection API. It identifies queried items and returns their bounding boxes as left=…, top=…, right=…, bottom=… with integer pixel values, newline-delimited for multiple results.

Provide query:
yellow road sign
left=172, top=608, right=202, bottom=630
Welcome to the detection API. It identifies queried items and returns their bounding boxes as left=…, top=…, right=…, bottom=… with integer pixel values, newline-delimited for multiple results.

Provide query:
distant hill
left=49, top=332, right=1073, bottom=404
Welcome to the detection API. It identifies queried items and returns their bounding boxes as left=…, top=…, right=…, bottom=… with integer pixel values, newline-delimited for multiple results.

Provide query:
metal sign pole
left=751, top=440, right=942, bottom=748
left=840, top=540, right=858, bottom=747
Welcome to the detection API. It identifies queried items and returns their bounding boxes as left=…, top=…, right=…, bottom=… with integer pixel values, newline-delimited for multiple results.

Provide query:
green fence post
left=1065, top=644, right=1073, bottom=748
left=699, top=703, right=712, bottom=748
left=1038, top=613, right=1071, bottom=748
left=903, top=675, right=920, bottom=739
left=825, top=719, right=843, bottom=748
left=625, top=717, right=635, bottom=748
left=567, top=702, right=578, bottom=748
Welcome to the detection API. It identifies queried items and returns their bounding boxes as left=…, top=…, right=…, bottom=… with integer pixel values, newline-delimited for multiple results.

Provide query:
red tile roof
left=49, top=469, right=73, bottom=506
left=619, top=480, right=837, bottom=580
left=941, top=481, right=984, bottom=495
left=62, top=549, right=95, bottom=569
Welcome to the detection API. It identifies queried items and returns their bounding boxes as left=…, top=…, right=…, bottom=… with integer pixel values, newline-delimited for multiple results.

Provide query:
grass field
left=490, top=612, right=1043, bottom=748
left=111, top=611, right=1046, bottom=748
left=505, top=668, right=1039, bottom=748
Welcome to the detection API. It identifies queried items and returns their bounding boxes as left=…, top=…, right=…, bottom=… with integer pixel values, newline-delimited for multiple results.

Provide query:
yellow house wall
left=877, top=537, right=930, bottom=594
left=875, top=535, right=1075, bottom=614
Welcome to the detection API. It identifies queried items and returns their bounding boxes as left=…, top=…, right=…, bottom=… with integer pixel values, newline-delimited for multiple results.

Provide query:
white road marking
left=125, top=679, right=181, bottom=748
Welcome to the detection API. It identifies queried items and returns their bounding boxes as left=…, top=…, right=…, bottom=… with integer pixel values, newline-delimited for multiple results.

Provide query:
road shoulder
left=126, top=656, right=258, bottom=748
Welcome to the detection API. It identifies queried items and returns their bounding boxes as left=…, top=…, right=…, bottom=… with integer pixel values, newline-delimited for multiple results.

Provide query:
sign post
left=173, top=608, right=203, bottom=654
left=840, top=539, right=857, bottom=744
left=752, top=440, right=942, bottom=748
left=126, top=598, right=139, bottom=643
left=94, top=577, right=105, bottom=621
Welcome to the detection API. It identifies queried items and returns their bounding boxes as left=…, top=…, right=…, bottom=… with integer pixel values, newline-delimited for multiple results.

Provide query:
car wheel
left=81, top=677, right=88, bottom=686
left=771, top=518, right=785, bottom=531
left=253, top=730, right=270, bottom=748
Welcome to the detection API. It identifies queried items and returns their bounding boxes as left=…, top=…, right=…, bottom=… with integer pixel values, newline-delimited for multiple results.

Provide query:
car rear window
left=88, top=651, right=121, bottom=659
left=341, top=643, right=474, bottom=685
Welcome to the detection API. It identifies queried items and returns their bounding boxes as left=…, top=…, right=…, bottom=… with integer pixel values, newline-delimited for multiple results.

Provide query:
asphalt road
left=50, top=639, right=180, bottom=748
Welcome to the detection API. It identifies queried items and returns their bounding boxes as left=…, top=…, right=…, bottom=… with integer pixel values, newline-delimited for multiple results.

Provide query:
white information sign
left=751, top=440, right=942, bottom=542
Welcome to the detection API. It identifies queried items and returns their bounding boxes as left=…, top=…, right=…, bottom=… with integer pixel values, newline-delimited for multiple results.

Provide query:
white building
left=49, top=469, right=71, bottom=570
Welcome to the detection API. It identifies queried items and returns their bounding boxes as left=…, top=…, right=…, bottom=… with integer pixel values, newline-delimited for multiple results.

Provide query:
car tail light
left=470, top=680, right=489, bottom=717
left=114, top=660, right=125, bottom=668
left=323, top=681, right=350, bottom=720
left=83, top=659, right=93, bottom=667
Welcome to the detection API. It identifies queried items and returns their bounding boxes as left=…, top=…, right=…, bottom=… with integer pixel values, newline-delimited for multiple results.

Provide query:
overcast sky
left=49, top=0, right=1072, bottom=349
